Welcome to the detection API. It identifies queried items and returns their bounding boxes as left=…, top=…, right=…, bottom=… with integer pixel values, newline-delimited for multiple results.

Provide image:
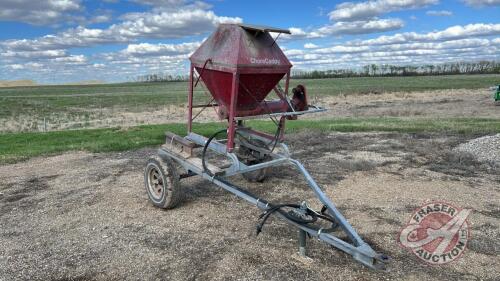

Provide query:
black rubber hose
left=257, top=204, right=299, bottom=235
left=201, top=128, right=227, bottom=177
left=269, top=120, right=282, bottom=152
left=255, top=203, right=342, bottom=235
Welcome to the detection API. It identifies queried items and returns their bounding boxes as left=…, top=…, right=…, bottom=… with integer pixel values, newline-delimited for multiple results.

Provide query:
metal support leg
left=227, top=72, right=239, bottom=152
left=299, top=229, right=307, bottom=257
left=187, top=65, right=194, bottom=133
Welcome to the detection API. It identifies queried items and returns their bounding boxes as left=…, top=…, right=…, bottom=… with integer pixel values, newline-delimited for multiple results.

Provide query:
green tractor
left=494, top=85, right=500, bottom=105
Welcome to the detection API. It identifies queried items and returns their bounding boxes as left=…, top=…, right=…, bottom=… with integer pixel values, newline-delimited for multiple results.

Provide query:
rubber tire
left=238, top=139, right=271, bottom=183
left=144, top=155, right=182, bottom=209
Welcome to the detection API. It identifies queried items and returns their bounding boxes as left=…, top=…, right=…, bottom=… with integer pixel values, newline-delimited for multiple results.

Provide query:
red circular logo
left=399, top=202, right=471, bottom=265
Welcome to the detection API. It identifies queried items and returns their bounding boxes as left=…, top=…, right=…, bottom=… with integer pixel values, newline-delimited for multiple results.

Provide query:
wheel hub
left=148, top=167, right=164, bottom=200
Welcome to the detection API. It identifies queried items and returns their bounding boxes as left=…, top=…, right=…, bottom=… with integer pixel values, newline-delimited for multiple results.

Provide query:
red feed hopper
left=190, top=24, right=292, bottom=115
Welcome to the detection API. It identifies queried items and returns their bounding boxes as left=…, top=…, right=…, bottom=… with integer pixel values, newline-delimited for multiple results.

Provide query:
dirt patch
left=0, top=132, right=499, bottom=280
left=307, top=88, right=500, bottom=119
left=0, top=80, right=37, bottom=88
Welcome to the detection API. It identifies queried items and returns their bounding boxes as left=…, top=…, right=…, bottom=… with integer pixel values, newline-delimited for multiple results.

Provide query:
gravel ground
left=0, top=131, right=499, bottom=280
left=455, top=134, right=500, bottom=164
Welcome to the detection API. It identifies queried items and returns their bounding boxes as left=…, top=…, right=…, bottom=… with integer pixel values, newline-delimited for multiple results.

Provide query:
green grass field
left=1, top=117, right=499, bottom=163
left=1, top=74, right=498, bottom=121
left=1, top=74, right=499, bottom=162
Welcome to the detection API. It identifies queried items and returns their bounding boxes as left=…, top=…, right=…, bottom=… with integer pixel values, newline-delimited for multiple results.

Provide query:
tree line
left=292, top=61, right=500, bottom=79
left=135, top=61, right=500, bottom=82
left=134, top=73, right=189, bottom=83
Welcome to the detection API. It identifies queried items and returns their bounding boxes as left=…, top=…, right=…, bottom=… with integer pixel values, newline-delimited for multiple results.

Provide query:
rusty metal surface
left=188, top=24, right=299, bottom=150
left=189, top=24, right=292, bottom=113
left=190, top=24, right=291, bottom=71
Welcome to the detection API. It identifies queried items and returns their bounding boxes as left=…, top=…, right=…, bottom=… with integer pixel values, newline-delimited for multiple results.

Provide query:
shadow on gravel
left=0, top=175, right=58, bottom=215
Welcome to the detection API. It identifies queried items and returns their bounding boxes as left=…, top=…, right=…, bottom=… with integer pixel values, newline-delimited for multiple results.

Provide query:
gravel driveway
left=0, top=132, right=498, bottom=280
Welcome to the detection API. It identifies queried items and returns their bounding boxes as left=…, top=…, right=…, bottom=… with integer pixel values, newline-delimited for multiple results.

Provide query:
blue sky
left=0, top=0, right=499, bottom=83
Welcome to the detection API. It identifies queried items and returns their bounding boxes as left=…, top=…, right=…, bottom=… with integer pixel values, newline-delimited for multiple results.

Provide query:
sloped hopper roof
left=190, top=24, right=292, bottom=112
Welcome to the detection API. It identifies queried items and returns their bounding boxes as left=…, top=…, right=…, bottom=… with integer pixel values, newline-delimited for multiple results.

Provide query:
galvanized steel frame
left=157, top=130, right=388, bottom=270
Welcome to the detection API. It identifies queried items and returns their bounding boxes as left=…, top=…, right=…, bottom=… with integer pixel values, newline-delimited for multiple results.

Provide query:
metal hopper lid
left=238, top=23, right=291, bottom=34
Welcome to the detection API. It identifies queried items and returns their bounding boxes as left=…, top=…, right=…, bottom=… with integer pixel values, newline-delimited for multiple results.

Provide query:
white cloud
left=94, top=41, right=200, bottom=76
left=31, top=62, right=44, bottom=68
left=389, top=38, right=489, bottom=49
left=282, top=18, right=404, bottom=40
left=5, top=62, right=44, bottom=71
left=329, top=0, right=438, bottom=21
left=286, top=24, right=500, bottom=69
left=121, top=42, right=201, bottom=56
left=462, top=0, right=500, bottom=7
left=0, top=0, right=82, bottom=25
left=304, top=43, right=319, bottom=49
left=1, top=27, right=119, bottom=52
left=288, top=27, right=309, bottom=37
left=2, top=52, right=181, bottom=83
left=1, top=49, right=67, bottom=59
left=5, top=34, right=499, bottom=83
left=289, top=34, right=499, bottom=70
left=426, top=10, right=453, bottom=16
left=351, top=23, right=500, bottom=46
left=53, top=54, right=87, bottom=64
left=314, top=45, right=371, bottom=54
left=318, top=18, right=404, bottom=35
left=279, top=1, right=412, bottom=41
left=0, top=2, right=241, bottom=83
left=89, top=14, right=112, bottom=24
left=113, top=9, right=240, bottom=39
left=278, top=28, right=321, bottom=40
left=1, top=8, right=241, bottom=53
left=130, top=0, right=214, bottom=12
left=87, top=10, right=114, bottom=24
left=7, top=64, right=25, bottom=70
left=131, top=0, right=186, bottom=6
left=284, top=49, right=305, bottom=56
left=3, top=0, right=498, bottom=84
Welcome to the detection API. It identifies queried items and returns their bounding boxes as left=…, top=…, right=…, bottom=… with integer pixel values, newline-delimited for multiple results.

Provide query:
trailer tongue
left=144, top=23, right=389, bottom=270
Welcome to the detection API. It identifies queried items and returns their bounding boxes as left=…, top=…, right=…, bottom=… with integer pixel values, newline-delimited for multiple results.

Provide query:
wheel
left=237, top=138, right=272, bottom=182
left=144, top=155, right=182, bottom=209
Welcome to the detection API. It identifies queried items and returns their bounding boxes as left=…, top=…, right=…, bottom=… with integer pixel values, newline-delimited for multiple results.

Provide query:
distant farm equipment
left=493, top=85, right=500, bottom=105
